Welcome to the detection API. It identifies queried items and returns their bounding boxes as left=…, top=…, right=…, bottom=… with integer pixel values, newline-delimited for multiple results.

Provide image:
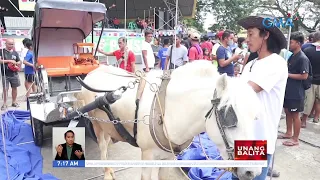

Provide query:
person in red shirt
left=98, top=37, right=136, bottom=73
left=188, top=32, right=203, bottom=61
left=200, top=35, right=213, bottom=53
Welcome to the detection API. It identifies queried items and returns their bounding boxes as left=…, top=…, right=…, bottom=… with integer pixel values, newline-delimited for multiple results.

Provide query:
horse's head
left=206, top=73, right=262, bottom=179
left=165, top=61, right=262, bottom=180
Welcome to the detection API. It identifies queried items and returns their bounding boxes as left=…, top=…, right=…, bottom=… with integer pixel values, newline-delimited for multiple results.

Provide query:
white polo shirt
left=240, top=53, right=288, bottom=154
left=141, top=41, right=155, bottom=69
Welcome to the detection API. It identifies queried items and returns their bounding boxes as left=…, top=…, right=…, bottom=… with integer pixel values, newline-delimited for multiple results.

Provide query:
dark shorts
left=1, top=74, right=21, bottom=89
left=143, top=68, right=154, bottom=72
left=283, top=99, right=304, bottom=112
left=25, top=74, right=35, bottom=83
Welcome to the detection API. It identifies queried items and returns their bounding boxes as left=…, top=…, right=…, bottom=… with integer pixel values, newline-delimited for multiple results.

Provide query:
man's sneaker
left=12, top=103, right=19, bottom=107
left=1, top=105, right=7, bottom=111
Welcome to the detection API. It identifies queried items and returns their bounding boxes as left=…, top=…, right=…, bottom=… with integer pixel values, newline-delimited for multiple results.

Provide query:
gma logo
left=262, top=17, right=294, bottom=28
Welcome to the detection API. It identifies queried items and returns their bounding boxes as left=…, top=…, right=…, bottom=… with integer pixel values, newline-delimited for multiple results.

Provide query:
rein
left=87, top=69, right=237, bottom=179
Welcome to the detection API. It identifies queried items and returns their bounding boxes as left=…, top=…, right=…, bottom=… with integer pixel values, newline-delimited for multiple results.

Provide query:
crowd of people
left=96, top=16, right=320, bottom=180
left=1, top=13, right=320, bottom=179
left=0, top=38, right=36, bottom=110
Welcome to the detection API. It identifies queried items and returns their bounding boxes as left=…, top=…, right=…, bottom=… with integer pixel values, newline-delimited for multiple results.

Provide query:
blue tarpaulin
left=0, top=110, right=58, bottom=180
left=177, top=132, right=232, bottom=180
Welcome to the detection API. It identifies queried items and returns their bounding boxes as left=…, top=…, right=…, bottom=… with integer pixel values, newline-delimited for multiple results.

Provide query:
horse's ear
left=216, top=73, right=228, bottom=98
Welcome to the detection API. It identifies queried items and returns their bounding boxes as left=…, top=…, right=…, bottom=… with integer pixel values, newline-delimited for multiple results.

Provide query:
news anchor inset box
left=234, top=140, right=267, bottom=160
left=52, top=127, right=86, bottom=167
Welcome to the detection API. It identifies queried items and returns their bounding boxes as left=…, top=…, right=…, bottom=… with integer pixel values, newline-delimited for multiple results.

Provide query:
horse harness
left=205, top=91, right=238, bottom=160
left=94, top=70, right=238, bottom=172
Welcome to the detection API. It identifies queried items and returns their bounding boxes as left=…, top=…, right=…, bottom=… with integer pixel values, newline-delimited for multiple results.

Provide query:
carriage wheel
left=27, top=99, right=44, bottom=147
left=84, top=117, right=97, bottom=143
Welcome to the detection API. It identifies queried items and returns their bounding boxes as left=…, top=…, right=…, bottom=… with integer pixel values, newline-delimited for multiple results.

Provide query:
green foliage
left=200, top=0, right=259, bottom=33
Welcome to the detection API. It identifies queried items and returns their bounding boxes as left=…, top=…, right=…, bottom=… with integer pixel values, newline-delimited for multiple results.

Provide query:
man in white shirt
left=141, top=30, right=155, bottom=72
left=236, top=16, right=288, bottom=180
left=211, top=31, right=224, bottom=60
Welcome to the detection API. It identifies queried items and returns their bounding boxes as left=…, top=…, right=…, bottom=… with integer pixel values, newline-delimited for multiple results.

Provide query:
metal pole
left=153, top=8, right=156, bottom=30
left=8, top=0, right=25, bottom=17
left=124, top=0, right=127, bottom=30
left=175, top=0, right=178, bottom=29
left=173, top=0, right=178, bottom=69
left=285, top=0, right=295, bottom=59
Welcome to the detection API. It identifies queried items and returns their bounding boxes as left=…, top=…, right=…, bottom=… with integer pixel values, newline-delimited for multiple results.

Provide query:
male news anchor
left=55, top=130, right=85, bottom=160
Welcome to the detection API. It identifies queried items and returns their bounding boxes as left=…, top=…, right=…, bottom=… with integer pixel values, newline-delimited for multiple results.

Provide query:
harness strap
left=207, top=90, right=234, bottom=160
left=134, top=76, right=146, bottom=139
left=99, top=105, right=139, bottom=147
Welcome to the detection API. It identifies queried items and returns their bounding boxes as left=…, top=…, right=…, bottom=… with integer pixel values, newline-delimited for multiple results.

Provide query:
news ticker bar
left=53, top=160, right=268, bottom=168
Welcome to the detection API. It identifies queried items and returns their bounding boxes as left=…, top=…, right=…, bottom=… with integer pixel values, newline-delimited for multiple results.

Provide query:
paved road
left=1, top=72, right=320, bottom=180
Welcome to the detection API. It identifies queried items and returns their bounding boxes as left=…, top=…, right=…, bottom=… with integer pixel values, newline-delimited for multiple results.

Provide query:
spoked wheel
left=27, top=99, right=44, bottom=146
left=83, top=117, right=97, bottom=143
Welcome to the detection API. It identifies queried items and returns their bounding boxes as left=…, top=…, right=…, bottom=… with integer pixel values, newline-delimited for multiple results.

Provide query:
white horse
left=77, top=60, right=262, bottom=180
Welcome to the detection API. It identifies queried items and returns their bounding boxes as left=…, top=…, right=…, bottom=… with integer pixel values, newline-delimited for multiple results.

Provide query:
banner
left=86, top=35, right=144, bottom=55
left=18, top=0, right=36, bottom=11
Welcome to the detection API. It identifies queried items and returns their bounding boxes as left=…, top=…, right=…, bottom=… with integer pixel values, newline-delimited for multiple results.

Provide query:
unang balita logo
left=234, top=140, right=267, bottom=160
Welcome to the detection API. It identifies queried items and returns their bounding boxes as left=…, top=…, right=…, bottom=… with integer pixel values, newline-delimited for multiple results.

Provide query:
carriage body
left=27, top=0, right=106, bottom=146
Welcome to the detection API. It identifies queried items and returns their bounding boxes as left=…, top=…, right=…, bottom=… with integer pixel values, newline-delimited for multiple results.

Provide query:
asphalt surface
left=1, top=72, right=320, bottom=180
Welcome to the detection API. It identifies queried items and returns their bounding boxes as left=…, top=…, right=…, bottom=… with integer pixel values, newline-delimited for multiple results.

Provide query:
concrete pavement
left=1, top=72, right=320, bottom=180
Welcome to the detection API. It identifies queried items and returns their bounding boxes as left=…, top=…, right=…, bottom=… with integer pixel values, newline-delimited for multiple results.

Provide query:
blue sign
left=53, top=160, right=85, bottom=168
left=262, top=17, right=294, bottom=28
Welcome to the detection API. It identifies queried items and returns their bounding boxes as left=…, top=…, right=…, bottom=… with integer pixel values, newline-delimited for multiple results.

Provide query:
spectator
left=201, top=35, right=213, bottom=53
left=301, top=33, right=315, bottom=51
left=188, top=32, right=203, bottom=61
left=280, top=31, right=309, bottom=147
left=141, top=30, right=155, bottom=72
left=165, top=34, right=188, bottom=69
left=0, top=38, right=22, bottom=110
left=301, top=31, right=320, bottom=125
left=23, top=40, right=37, bottom=98
left=211, top=31, right=224, bottom=60
left=20, top=38, right=31, bottom=70
left=151, top=37, right=162, bottom=66
left=216, top=30, right=241, bottom=76
left=157, top=39, right=170, bottom=70
left=234, top=37, right=249, bottom=71
left=203, top=48, right=211, bottom=61
left=98, top=37, right=135, bottom=73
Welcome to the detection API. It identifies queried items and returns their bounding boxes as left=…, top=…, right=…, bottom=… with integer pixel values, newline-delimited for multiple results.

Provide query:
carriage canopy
left=34, top=0, right=106, bottom=37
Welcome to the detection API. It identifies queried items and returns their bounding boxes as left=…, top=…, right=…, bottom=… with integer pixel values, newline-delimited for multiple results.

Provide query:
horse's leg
left=141, top=149, right=158, bottom=180
left=103, top=132, right=115, bottom=180
left=92, top=121, right=114, bottom=180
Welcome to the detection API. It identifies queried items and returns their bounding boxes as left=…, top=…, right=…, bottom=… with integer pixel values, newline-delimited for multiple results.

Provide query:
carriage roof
left=34, top=0, right=106, bottom=37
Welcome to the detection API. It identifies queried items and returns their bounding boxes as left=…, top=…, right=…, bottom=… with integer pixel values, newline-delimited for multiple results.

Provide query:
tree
left=183, top=1, right=205, bottom=32
left=258, top=0, right=320, bottom=32
left=200, top=0, right=260, bottom=33
left=208, top=24, right=224, bottom=32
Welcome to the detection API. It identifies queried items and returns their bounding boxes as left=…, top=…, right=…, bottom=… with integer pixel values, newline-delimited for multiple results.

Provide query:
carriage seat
left=69, top=58, right=100, bottom=75
left=37, top=56, right=73, bottom=77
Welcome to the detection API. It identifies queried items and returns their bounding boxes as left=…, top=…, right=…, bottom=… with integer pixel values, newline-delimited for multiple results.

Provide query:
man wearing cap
left=237, top=16, right=288, bottom=179
left=188, top=32, right=203, bottom=61
left=211, top=31, right=224, bottom=60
